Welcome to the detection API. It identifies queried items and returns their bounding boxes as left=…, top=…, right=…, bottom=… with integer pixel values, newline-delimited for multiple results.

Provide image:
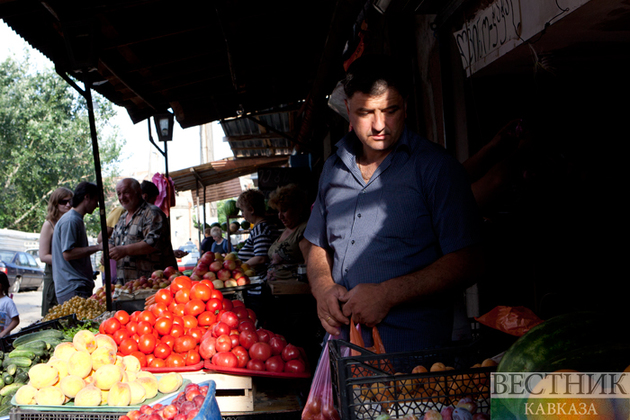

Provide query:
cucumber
left=0, top=403, right=11, bottom=416
left=0, top=382, right=23, bottom=397
left=0, top=377, right=4, bottom=389
left=11, top=329, right=65, bottom=348
left=1, top=374, right=12, bottom=386
left=14, top=340, right=47, bottom=352
left=14, top=371, right=28, bottom=384
left=7, top=349, right=36, bottom=360
left=4, top=364, right=16, bottom=376
left=2, top=357, right=31, bottom=369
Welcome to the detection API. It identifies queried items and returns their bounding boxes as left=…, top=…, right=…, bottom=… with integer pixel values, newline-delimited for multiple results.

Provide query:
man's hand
left=108, top=245, right=127, bottom=261
left=339, top=283, right=392, bottom=327
left=314, top=283, right=349, bottom=336
left=173, top=250, right=188, bottom=258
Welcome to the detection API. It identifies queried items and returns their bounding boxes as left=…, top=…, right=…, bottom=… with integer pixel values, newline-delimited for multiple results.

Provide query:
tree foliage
left=0, top=55, right=123, bottom=235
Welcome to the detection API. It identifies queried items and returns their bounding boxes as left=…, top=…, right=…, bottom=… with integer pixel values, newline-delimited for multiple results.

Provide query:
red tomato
left=182, top=315, right=198, bottom=330
left=172, top=303, right=186, bottom=317
left=154, top=342, right=172, bottom=359
left=265, top=355, right=285, bottom=373
left=190, top=283, right=212, bottom=301
left=137, top=321, right=153, bottom=336
left=154, top=316, right=174, bottom=336
left=120, top=338, right=138, bottom=355
left=229, top=333, right=240, bottom=348
left=232, top=300, right=245, bottom=308
left=112, top=328, right=131, bottom=345
left=126, top=321, right=138, bottom=335
left=215, top=334, right=232, bottom=353
left=212, top=322, right=231, bottom=338
left=200, top=279, right=215, bottom=289
left=220, top=311, right=239, bottom=329
left=175, top=288, right=191, bottom=304
left=154, top=288, right=173, bottom=306
left=166, top=353, right=186, bottom=368
left=174, top=335, right=197, bottom=353
left=170, top=323, right=185, bottom=338
left=210, top=289, right=223, bottom=301
left=130, top=311, right=142, bottom=322
left=222, top=299, right=233, bottom=311
left=188, top=327, right=205, bottom=344
left=206, top=298, right=223, bottom=314
left=238, top=330, right=258, bottom=350
left=170, top=276, right=193, bottom=294
left=172, top=315, right=184, bottom=325
left=269, top=336, right=287, bottom=355
left=197, top=311, right=217, bottom=327
left=114, top=310, right=130, bottom=325
left=231, top=346, right=249, bottom=368
left=161, top=334, right=176, bottom=348
left=238, top=319, right=256, bottom=332
left=246, top=359, right=265, bottom=371
left=185, top=299, right=205, bottom=317
left=139, top=310, right=156, bottom=325
left=149, top=358, right=166, bottom=368
left=284, top=359, right=306, bottom=374
left=232, top=306, right=249, bottom=320
left=102, top=317, right=121, bottom=335
left=145, top=353, right=155, bottom=366
left=150, top=302, right=169, bottom=318
left=212, top=351, right=238, bottom=368
left=131, top=351, right=147, bottom=367
left=256, top=329, right=272, bottom=343
left=249, top=342, right=272, bottom=362
left=138, top=333, right=157, bottom=354
left=185, top=349, right=201, bottom=366
left=246, top=308, right=257, bottom=323
left=281, top=344, right=301, bottom=362
left=199, top=336, right=217, bottom=360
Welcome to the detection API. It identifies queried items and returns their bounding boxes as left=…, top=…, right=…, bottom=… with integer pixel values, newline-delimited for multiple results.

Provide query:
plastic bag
left=151, top=172, right=176, bottom=217
left=475, top=305, right=544, bottom=336
left=302, top=336, right=341, bottom=420
left=349, top=319, right=394, bottom=376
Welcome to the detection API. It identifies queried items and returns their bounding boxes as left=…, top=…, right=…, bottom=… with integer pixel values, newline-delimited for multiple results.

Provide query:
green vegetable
left=8, top=349, right=36, bottom=360
left=2, top=357, right=31, bottom=369
left=12, top=329, right=64, bottom=348
left=4, top=364, right=16, bottom=377
left=0, top=382, right=24, bottom=397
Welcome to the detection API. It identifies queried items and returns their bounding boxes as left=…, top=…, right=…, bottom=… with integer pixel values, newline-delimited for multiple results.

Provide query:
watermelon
left=240, top=221, right=251, bottom=230
left=224, top=199, right=238, bottom=217
left=497, top=311, right=630, bottom=373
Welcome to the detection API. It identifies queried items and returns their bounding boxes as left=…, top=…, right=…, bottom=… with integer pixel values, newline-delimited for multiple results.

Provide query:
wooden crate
left=182, top=372, right=254, bottom=412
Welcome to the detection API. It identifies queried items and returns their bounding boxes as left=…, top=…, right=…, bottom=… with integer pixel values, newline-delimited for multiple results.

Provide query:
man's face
left=345, top=87, right=406, bottom=156
left=86, top=195, right=99, bottom=214
left=116, top=181, right=141, bottom=212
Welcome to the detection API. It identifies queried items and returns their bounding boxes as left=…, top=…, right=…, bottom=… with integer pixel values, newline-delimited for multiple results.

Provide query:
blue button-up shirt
left=305, top=127, right=482, bottom=352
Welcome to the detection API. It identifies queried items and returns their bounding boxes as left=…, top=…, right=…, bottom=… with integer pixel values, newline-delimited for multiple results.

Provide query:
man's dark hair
left=141, top=180, right=160, bottom=201
left=72, top=182, right=99, bottom=207
left=343, top=54, right=410, bottom=99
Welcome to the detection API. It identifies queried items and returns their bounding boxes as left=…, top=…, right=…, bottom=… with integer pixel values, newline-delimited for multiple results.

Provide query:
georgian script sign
left=453, top=0, right=522, bottom=76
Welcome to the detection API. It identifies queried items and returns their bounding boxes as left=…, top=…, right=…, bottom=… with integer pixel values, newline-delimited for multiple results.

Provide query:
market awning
left=170, top=156, right=289, bottom=204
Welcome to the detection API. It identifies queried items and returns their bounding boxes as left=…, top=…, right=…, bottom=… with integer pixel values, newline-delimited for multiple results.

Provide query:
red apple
left=217, top=269, right=231, bottom=281
left=223, top=260, right=237, bottom=271
left=209, top=261, right=223, bottom=272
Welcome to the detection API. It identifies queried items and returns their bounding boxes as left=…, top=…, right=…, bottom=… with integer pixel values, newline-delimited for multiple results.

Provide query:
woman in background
left=266, top=184, right=311, bottom=281
left=236, top=189, right=278, bottom=275
left=210, top=226, right=232, bottom=254
left=38, top=187, right=73, bottom=316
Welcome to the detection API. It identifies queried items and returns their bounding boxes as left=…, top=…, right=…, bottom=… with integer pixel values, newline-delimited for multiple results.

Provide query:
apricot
left=74, top=384, right=102, bottom=406
left=91, top=347, right=117, bottom=370
left=122, top=355, right=141, bottom=373
left=68, top=350, right=93, bottom=379
left=54, top=342, right=78, bottom=362
left=124, top=371, right=138, bottom=383
left=128, top=380, right=147, bottom=405
left=93, top=364, right=123, bottom=390
left=59, top=375, right=86, bottom=399
left=100, top=390, right=109, bottom=406
left=73, top=330, right=97, bottom=353
left=108, top=382, right=131, bottom=407
left=136, top=375, right=158, bottom=399
left=95, top=334, right=118, bottom=353
left=35, top=386, right=65, bottom=406
left=29, top=363, right=59, bottom=389
left=14, top=384, right=38, bottom=405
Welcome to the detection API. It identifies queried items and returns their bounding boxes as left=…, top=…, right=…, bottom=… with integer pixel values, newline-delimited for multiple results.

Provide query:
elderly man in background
left=108, top=178, right=178, bottom=283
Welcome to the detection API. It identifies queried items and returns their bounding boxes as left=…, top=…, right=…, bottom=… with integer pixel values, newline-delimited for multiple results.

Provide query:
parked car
left=25, top=248, right=45, bottom=269
left=177, top=251, right=199, bottom=272
left=0, top=249, right=45, bottom=293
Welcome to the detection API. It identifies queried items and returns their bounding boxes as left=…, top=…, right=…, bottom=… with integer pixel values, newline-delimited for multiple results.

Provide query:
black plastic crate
left=0, top=315, right=79, bottom=352
left=329, top=339, right=496, bottom=420
left=9, top=408, right=122, bottom=420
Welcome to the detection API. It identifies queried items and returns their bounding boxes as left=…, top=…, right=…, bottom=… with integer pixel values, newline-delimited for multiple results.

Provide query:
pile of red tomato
left=99, top=275, right=308, bottom=374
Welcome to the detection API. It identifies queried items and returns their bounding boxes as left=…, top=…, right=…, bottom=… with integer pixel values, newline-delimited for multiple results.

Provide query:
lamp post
left=148, top=112, right=175, bottom=179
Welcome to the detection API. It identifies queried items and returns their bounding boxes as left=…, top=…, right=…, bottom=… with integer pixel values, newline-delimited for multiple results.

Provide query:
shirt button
left=357, top=214, right=362, bottom=218
left=351, top=240, right=355, bottom=245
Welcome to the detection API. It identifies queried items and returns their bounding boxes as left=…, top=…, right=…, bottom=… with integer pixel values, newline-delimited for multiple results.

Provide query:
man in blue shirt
left=304, top=55, right=484, bottom=352
left=52, top=182, right=102, bottom=304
